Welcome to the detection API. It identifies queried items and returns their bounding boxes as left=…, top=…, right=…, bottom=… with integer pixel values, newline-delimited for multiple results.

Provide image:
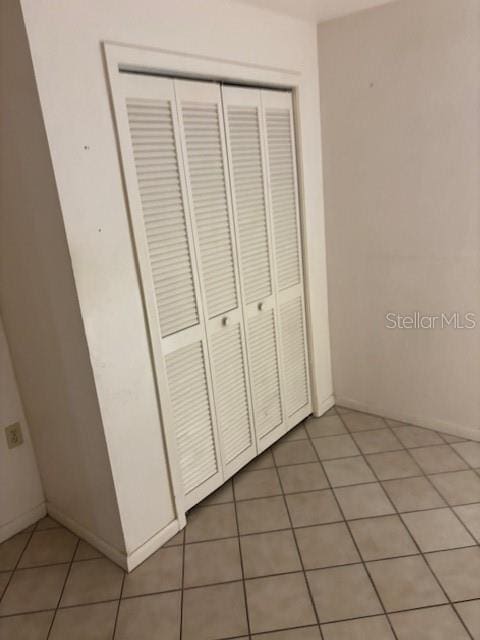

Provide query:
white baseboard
left=47, top=503, right=182, bottom=572
left=124, top=519, right=181, bottom=571
left=313, top=394, right=335, bottom=418
left=335, top=397, right=480, bottom=443
left=0, top=502, right=46, bottom=543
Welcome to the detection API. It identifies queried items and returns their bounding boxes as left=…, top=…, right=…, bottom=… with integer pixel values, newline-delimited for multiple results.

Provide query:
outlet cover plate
left=5, top=422, right=23, bottom=449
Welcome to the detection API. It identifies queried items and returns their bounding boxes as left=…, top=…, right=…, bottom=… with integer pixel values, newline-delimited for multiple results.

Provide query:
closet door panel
left=175, top=80, right=256, bottom=476
left=176, top=83, right=238, bottom=319
left=279, top=296, right=309, bottom=418
left=261, top=90, right=311, bottom=427
left=125, top=90, right=199, bottom=337
left=247, top=302, right=283, bottom=440
left=113, top=73, right=223, bottom=511
left=224, top=96, right=272, bottom=305
left=223, top=85, right=285, bottom=451
left=263, top=99, right=301, bottom=291
left=165, top=341, right=219, bottom=495
left=210, top=319, right=252, bottom=465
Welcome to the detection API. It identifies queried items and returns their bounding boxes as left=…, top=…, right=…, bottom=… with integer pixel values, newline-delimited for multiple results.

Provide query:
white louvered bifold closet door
left=111, top=73, right=223, bottom=510
left=222, top=85, right=285, bottom=451
left=261, top=89, right=311, bottom=428
left=109, top=71, right=312, bottom=516
left=174, top=80, right=256, bottom=478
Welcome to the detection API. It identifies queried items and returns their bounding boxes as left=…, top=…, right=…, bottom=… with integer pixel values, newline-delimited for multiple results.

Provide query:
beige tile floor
left=2, top=406, right=480, bottom=639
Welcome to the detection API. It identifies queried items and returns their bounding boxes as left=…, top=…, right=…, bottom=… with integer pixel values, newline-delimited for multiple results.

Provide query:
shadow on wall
left=0, top=316, right=45, bottom=541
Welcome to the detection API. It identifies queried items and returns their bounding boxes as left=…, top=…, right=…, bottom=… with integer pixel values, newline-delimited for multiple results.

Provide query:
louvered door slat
left=166, top=342, right=218, bottom=494
left=226, top=105, right=272, bottom=305
left=210, top=325, right=252, bottom=464
left=126, top=97, right=199, bottom=337
left=261, top=90, right=311, bottom=430
left=248, top=309, right=283, bottom=438
left=264, top=107, right=301, bottom=291
left=180, top=100, right=238, bottom=319
left=280, top=297, right=309, bottom=416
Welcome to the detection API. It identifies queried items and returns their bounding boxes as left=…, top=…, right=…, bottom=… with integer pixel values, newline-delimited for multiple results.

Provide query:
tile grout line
left=373, top=419, right=480, bottom=546
left=179, top=517, right=187, bottom=640
left=0, top=524, right=37, bottom=609
left=243, top=623, right=318, bottom=638
left=1, top=410, right=479, bottom=636
left=3, top=590, right=480, bottom=626
left=445, top=441, right=480, bottom=473
left=336, top=410, right=476, bottom=640
left=2, top=480, right=477, bottom=596
left=45, top=537, right=81, bottom=639
left=5, top=528, right=479, bottom=618
left=5, top=548, right=452, bottom=599
left=0, top=598, right=119, bottom=620
left=335, top=413, right=461, bottom=633
left=184, top=454, right=478, bottom=492
left=110, top=568, right=126, bottom=639
left=333, top=406, right=465, bottom=438
left=3, top=555, right=114, bottom=573
left=389, top=432, right=479, bottom=639
left=385, top=426, right=480, bottom=550
left=325, top=414, right=480, bottom=533
left=303, top=411, right=401, bottom=640
left=231, top=476, right=253, bottom=639
left=379, top=420, right=480, bottom=639
left=180, top=483, right=480, bottom=513
left=270, top=441, right=325, bottom=640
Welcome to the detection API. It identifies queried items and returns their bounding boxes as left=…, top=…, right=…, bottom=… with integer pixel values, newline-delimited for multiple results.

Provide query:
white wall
left=18, top=0, right=332, bottom=563
left=0, top=317, right=45, bottom=542
left=0, top=0, right=125, bottom=554
left=318, top=0, right=480, bottom=438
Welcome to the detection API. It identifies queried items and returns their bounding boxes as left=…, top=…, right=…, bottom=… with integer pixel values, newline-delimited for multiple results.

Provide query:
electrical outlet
left=5, top=422, right=23, bottom=449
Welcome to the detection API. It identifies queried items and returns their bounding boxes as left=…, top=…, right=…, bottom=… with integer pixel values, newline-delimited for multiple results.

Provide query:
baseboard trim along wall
left=0, top=502, right=46, bottom=543
left=47, top=503, right=182, bottom=571
left=335, top=397, right=480, bottom=443
left=313, top=394, right=335, bottom=418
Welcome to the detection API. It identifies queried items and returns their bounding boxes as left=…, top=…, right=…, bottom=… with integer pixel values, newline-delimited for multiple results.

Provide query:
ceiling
left=233, top=0, right=397, bottom=23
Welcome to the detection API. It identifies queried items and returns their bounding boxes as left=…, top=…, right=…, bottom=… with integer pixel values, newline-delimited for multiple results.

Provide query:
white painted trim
left=124, top=519, right=181, bottom=572
left=313, top=394, right=335, bottom=418
left=104, top=42, right=299, bottom=89
left=47, top=503, right=127, bottom=567
left=0, top=502, right=46, bottom=543
left=291, top=86, right=323, bottom=417
left=335, top=397, right=480, bottom=443
left=47, top=503, right=182, bottom=571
